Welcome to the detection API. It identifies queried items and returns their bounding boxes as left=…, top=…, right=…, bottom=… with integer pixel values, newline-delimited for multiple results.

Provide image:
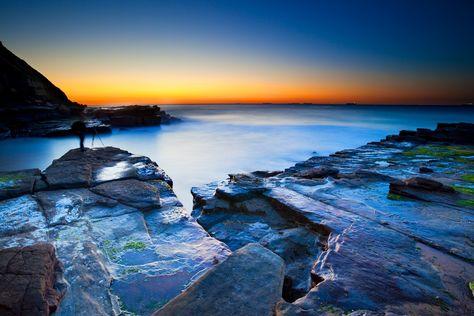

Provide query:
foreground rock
left=0, top=147, right=230, bottom=315
left=154, top=243, right=285, bottom=316
left=0, top=243, right=65, bottom=315
left=0, top=42, right=177, bottom=139
left=192, top=123, right=474, bottom=315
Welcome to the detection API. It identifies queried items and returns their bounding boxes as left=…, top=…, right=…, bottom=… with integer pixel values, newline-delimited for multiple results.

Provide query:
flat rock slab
left=154, top=243, right=285, bottom=316
left=43, top=147, right=171, bottom=189
left=0, top=243, right=65, bottom=316
left=0, top=195, right=47, bottom=238
left=0, top=147, right=230, bottom=315
left=91, top=179, right=161, bottom=210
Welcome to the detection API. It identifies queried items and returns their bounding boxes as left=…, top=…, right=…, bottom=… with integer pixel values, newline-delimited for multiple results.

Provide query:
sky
left=1, top=0, right=473, bottom=105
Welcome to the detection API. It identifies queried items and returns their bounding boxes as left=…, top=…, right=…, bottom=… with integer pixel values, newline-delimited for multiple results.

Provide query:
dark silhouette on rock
left=71, top=121, right=87, bottom=151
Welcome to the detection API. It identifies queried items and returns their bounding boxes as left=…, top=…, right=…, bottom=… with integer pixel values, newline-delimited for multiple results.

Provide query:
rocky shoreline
left=0, top=41, right=178, bottom=139
left=0, top=104, right=178, bottom=139
left=0, top=123, right=473, bottom=315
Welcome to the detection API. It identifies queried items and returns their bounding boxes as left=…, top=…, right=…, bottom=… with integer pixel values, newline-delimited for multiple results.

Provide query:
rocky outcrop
left=85, top=105, right=174, bottom=126
left=0, top=42, right=177, bottom=139
left=0, top=147, right=230, bottom=315
left=154, top=243, right=285, bottom=316
left=192, top=123, right=474, bottom=315
left=0, top=42, right=82, bottom=112
left=0, top=243, right=65, bottom=316
left=0, top=41, right=85, bottom=136
left=385, top=122, right=474, bottom=144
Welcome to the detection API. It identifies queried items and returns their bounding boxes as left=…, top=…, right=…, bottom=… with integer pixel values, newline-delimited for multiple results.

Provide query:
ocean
left=1, top=104, right=473, bottom=209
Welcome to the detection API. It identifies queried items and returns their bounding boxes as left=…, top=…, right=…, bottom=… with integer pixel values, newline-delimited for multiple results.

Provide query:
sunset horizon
left=2, top=1, right=473, bottom=106
left=1, top=2, right=474, bottom=315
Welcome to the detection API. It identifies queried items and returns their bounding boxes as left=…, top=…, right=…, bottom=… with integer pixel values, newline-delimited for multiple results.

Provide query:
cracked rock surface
left=191, top=123, right=474, bottom=315
left=0, top=243, right=65, bottom=316
left=0, top=147, right=230, bottom=315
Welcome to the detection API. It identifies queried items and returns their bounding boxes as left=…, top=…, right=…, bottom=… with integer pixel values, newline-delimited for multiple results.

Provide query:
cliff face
left=0, top=41, right=85, bottom=126
left=0, top=41, right=72, bottom=107
left=0, top=42, right=176, bottom=139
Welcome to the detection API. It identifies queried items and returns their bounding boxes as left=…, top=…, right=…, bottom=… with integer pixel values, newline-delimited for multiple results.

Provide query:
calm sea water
left=1, top=104, right=473, bottom=209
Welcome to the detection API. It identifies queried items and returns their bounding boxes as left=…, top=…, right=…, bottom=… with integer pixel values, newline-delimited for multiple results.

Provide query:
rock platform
left=0, top=147, right=230, bottom=315
left=191, top=123, right=474, bottom=315
left=1, top=123, right=473, bottom=315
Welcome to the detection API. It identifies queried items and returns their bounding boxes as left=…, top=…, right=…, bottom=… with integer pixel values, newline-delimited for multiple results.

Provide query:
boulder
left=0, top=243, right=65, bottom=316
left=154, top=243, right=285, bottom=316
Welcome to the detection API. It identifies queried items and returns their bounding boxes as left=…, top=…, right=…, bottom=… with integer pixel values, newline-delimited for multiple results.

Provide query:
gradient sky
left=1, top=0, right=473, bottom=105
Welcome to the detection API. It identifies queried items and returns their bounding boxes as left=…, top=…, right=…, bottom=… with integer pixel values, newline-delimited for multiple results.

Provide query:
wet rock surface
left=154, top=243, right=285, bottom=316
left=192, top=123, right=474, bottom=315
left=0, top=243, right=65, bottom=316
left=0, top=147, right=230, bottom=315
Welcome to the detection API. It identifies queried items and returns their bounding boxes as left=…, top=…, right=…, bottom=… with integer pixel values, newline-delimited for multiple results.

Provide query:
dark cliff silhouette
left=0, top=41, right=84, bottom=126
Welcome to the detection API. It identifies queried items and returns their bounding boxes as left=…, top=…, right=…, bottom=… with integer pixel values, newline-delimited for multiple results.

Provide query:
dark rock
left=0, top=42, right=177, bottom=138
left=85, top=105, right=167, bottom=127
left=0, top=42, right=83, bottom=115
left=419, top=166, right=434, bottom=174
left=0, top=243, right=65, bottom=316
left=214, top=174, right=267, bottom=202
left=90, top=179, right=161, bottom=210
left=251, top=170, right=282, bottom=178
left=295, top=166, right=339, bottom=179
left=389, top=177, right=455, bottom=201
left=154, top=243, right=285, bottom=316
left=385, top=122, right=474, bottom=145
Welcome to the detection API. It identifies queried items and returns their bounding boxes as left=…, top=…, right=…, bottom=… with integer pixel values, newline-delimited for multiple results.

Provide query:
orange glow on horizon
left=58, top=75, right=471, bottom=106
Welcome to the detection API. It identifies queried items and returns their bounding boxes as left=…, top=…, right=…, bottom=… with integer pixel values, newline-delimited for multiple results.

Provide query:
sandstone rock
left=295, top=166, right=339, bottom=179
left=0, top=147, right=230, bottom=315
left=154, top=243, right=285, bottom=316
left=389, top=176, right=455, bottom=201
left=43, top=147, right=172, bottom=189
left=0, top=243, right=65, bottom=316
left=193, top=124, right=474, bottom=315
left=91, top=179, right=161, bottom=210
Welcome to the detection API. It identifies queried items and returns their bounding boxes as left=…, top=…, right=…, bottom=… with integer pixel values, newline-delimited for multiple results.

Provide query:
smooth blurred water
left=1, top=104, right=473, bottom=209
